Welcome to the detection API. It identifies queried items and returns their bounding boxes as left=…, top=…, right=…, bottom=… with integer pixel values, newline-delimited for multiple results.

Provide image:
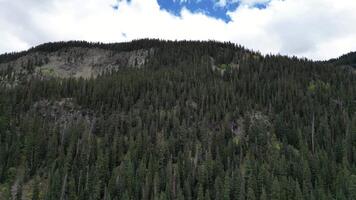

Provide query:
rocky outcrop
left=0, top=47, right=154, bottom=82
left=31, top=98, right=95, bottom=134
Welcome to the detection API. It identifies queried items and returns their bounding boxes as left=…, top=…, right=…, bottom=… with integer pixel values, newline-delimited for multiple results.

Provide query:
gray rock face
left=32, top=98, right=94, bottom=127
left=31, top=98, right=96, bottom=140
left=0, top=47, right=154, bottom=82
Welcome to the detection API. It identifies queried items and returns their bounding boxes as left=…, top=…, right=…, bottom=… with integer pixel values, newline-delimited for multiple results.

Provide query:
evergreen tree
left=260, top=187, right=267, bottom=200
left=223, top=173, right=231, bottom=200
left=16, top=181, right=23, bottom=200
left=246, top=186, right=256, bottom=200
left=271, top=178, right=280, bottom=200
left=32, top=177, right=40, bottom=200
left=295, top=181, right=303, bottom=200
left=349, top=175, right=356, bottom=200
left=197, top=184, right=204, bottom=200
left=0, top=39, right=354, bottom=200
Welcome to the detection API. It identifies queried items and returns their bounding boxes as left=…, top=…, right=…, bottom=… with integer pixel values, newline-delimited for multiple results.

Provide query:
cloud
left=215, top=0, right=235, bottom=7
left=239, top=0, right=270, bottom=6
left=0, top=0, right=356, bottom=60
left=215, top=0, right=271, bottom=8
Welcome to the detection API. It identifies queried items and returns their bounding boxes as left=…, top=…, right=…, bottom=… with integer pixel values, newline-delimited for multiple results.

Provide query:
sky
left=0, top=0, right=356, bottom=60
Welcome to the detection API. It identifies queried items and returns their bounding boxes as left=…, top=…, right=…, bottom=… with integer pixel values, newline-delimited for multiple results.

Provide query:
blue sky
left=119, top=0, right=269, bottom=22
left=1, top=0, right=356, bottom=60
left=157, top=0, right=240, bottom=22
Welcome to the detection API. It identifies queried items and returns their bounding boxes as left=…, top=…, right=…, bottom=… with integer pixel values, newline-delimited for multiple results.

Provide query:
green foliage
left=219, top=64, right=230, bottom=70
left=0, top=40, right=355, bottom=199
left=308, top=80, right=330, bottom=94
left=38, top=67, right=57, bottom=77
left=31, top=178, right=40, bottom=200
left=197, top=184, right=204, bottom=200
left=271, top=178, right=281, bottom=200
left=350, top=175, right=356, bottom=200
left=247, top=186, right=256, bottom=200
left=329, top=51, right=356, bottom=67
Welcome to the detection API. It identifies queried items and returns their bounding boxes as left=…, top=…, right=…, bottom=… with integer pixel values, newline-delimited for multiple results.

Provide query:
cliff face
left=0, top=46, right=154, bottom=86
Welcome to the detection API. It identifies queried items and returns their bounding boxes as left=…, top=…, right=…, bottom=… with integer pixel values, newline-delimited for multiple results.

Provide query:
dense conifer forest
left=0, top=39, right=355, bottom=199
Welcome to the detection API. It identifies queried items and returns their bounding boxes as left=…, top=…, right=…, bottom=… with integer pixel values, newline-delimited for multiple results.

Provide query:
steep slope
left=0, top=40, right=355, bottom=200
left=328, top=51, right=356, bottom=67
left=0, top=45, right=153, bottom=88
left=0, top=39, right=251, bottom=87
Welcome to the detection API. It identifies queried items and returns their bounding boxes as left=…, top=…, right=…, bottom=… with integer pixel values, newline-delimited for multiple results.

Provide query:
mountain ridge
left=2, top=39, right=354, bottom=65
left=0, top=39, right=355, bottom=200
left=1, top=39, right=354, bottom=82
left=0, top=39, right=256, bottom=85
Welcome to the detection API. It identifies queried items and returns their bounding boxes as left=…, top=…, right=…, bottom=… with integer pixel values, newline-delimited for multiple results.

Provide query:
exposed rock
left=0, top=47, right=154, bottom=81
left=230, top=111, right=271, bottom=145
left=186, top=99, right=198, bottom=110
left=342, top=65, right=356, bottom=74
left=248, top=111, right=270, bottom=128
left=230, top=118, right=244, bottom=136
left=31, top=98, right=95, bottom=134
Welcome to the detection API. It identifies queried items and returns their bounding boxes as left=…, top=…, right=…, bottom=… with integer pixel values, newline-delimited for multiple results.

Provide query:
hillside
left=327, top=52, right=356, bottom=77
left=328, top=51, right=356, bottom=67
left=0, top=39, right=355, bottom=200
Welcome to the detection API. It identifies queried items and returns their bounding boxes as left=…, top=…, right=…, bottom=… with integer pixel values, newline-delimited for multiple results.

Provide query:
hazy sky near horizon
left=0, top=0, right=356, bottom=60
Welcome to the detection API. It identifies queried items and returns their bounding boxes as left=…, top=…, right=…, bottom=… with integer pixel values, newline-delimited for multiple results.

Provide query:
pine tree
left=271, top=178, right=280, bottom=200
left=246, top=186, right=256, bottom=200
left=159, top=191, right=168, bottom=200
left=197, top=184, right=204, bottom=200
left=260, top=187, right=267, bottom=200
left=214, top=176, right=224, bottom=200
left=176, top=186, right=184, bottom=200
left=32, top=177, right=40, bottom=200
left=2, top=183, right=11, bottom=200
left=67, top=176, right=77, bottom=200
left=16, top=181, right=23, bottom=200
left=223, top=173, right=231, bottom=200
left=0, top=39, right=355, bottom=200
left=349, top=175, right=356, bottom=200
left=295, top=181, right=303, bottom=200
left=184, top=180, right=192, bottom=200
left=205, top=189, right=211, bottom=200
left=231, top=170, right=241, bottom=200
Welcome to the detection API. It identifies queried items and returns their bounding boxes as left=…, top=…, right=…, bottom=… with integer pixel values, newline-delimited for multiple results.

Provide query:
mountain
left=328, top=51, right=356, bottom=68
left=0, top=39, right=355, bottom=200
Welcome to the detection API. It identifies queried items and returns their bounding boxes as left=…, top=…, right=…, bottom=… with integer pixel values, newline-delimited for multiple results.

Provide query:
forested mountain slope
left=328, top=51, right=356, bottom=67
left=0, top=39, right=355, bottom=200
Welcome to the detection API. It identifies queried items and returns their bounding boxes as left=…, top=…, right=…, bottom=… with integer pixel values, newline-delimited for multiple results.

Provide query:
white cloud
left=216, top=0, right=229, bottom=7
left=215, top=0, right=238, bottom=7
left=215, top=0, right=269, bottom=8
left=240, top=0, right=270, bottom=6
left=0, top=0, right=356, bottom=60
